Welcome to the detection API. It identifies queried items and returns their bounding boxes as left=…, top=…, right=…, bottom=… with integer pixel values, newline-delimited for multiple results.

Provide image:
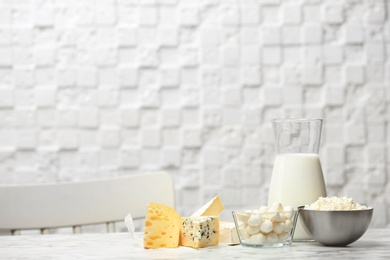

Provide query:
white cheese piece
left=191, top=195, right=224, bottom=216
left=259, top=206, right=268, bottom=213
left=247, top=214, right=262, bottom=226
left=266, top=232, right=278, bottom=242
left=238, top=211, right=251, bottom=224
left=238, top=224, right=250, bottom=240
left=246, top=224, right=260, bottom=235
left=284, top=219, right=293, bottom=233
left=273, top=222, right=285, bottom=235
left=260, top=219, right=273, bottom=234
left=278, top=232, right=289, bottom=241
left=249, top=233, right=266, bottom=243
left=271, top=202, right=284, bottom=211
left=219, top=221, right=239, bottom=244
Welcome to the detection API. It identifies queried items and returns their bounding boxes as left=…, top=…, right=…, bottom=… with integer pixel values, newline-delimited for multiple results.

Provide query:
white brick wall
left=0, top=0, right=389, bottom=229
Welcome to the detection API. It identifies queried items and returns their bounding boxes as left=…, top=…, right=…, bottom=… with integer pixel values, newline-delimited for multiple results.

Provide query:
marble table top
left=0, top=229, right=389, bottom=259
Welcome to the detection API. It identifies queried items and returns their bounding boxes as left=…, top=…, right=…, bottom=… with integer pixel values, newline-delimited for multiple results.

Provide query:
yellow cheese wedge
left=190, top=195, right=224, bottom=216
left=144, top=202, right=181, bottom=249
left=219, top=221, right=239, bottom=244
left=180, top=216, right=220, bottom=248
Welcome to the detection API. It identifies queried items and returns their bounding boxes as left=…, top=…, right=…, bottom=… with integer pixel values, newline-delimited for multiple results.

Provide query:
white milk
left=268, top=153, right=327, bottom=241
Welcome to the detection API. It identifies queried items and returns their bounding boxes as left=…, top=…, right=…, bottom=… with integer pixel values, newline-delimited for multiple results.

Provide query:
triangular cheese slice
left=191, top=195, right=224, bottom=216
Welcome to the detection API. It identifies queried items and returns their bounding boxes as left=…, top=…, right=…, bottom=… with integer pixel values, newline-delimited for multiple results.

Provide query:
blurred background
left=0, top=0, right=388, bottom=230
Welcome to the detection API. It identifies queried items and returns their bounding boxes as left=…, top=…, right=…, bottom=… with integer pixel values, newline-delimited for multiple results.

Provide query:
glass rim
left=272, top=118, right=323, bottom=123
left=232, top=209, right=298, bottom=214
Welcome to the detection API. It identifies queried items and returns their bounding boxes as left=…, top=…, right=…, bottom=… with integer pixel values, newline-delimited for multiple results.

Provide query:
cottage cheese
left=304, top=196, right=369, bottom=211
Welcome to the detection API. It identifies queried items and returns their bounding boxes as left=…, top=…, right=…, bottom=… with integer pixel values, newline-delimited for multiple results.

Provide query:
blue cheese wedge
left=180, top=216, right=219, bottom=248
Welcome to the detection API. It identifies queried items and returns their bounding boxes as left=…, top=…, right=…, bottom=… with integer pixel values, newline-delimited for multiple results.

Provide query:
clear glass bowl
left=232, top=209, right=298, bottom=248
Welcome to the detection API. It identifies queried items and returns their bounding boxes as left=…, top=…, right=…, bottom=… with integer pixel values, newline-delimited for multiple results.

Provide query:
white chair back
left=0, top=171, right=175, bottom=235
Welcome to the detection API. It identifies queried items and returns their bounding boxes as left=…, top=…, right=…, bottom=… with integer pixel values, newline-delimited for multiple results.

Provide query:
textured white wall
left=0, top=0, right=389, bottom=228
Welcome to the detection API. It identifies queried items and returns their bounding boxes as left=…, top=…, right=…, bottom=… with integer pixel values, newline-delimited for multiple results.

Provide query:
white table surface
left=0, top=229, right=389, bottom=259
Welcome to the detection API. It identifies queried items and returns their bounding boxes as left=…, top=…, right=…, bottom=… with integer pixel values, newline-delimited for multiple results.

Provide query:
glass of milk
left=267, top=118, right=327, bottom=241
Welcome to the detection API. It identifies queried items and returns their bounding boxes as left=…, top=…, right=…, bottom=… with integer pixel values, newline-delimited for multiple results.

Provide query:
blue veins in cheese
left=180, top=216, right=220, bottom=248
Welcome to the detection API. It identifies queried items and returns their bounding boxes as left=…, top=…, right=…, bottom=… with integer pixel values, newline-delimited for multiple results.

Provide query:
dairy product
left=191, top=195, right=224, bottom=216
left=191, top=195, right=230, bottom=244
left=305, top=196, right=369, bottom=210
left=234, top=202, right=297, bottom=245
left=180, top=216, right=219, bottom=248
left=219, top=221, right=239, bottom=244
left=268, top=153, right=326, bottom=240
left=144, top=195, right=226, bottom=249
left=144, top=202, right=181, bottom=249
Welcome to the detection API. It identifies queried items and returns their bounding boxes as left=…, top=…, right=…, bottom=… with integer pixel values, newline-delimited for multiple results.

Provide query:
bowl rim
left=298, top=205, right=374, bottom=212
left=232, top=209, right=299, bottom=214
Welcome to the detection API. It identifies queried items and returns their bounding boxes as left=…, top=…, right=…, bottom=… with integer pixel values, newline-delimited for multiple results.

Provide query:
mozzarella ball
left=246, top=224, right=261, bottom=235
left=270, top=212, right=285, bottom=222
left=247, top=214, right=262, bottom=226
left=278, top=232, right=290, bottom=241
left=260, top=219, right=273, bottom=234
left=284, top=219, right=293, bottom=233
left=271, top=202, right=284, bottom=212
left=238, top=211, right=251, bottom=224
left=238, top=225, right=250, bottom=239
left=266, top=208, right=278, bottom=220
left=273, top=222, right=285, bottom=235
left=249, top=233, right=266, bottom=244
left=266, top=232, right=279, bottom=242
left=259, top=206, right=268, bottom=213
